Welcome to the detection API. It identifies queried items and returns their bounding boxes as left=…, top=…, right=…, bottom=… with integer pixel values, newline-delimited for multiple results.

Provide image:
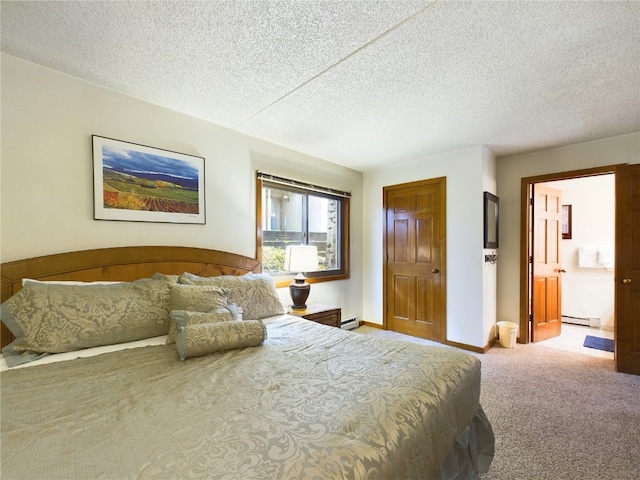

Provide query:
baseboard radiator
left=341, top=316, right=359, bottom=330
left=562, top=315, right=600, bottom=328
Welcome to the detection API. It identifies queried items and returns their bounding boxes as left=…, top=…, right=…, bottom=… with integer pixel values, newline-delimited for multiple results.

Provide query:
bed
left=0, top=246, right=494, bottom=479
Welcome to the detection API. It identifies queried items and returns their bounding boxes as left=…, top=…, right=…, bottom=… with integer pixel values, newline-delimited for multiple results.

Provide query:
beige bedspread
left=1, top=316, right=489, bottom=479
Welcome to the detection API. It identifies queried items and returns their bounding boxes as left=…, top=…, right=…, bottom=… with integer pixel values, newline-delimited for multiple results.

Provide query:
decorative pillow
left=175, top=319, right=266, bottom=361
left=21, top=279, right=122, bottom=286
left=2, top=276, right=174, bottom=351
left=166, top=305, right=238, bottom=345
left=169, top=284, right=228, bottom=312
left=151, top=272, right=180, bottom=283
left=1, top=297, right=24, bottom=338
left=178, top=273, right=284, bottom=320
left=6, top=279, right=171, bottom=354
left=1, top=342, right=47, bottom=368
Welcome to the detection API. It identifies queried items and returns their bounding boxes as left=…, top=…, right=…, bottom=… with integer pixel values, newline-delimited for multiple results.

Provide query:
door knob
left=622, top=278, right=632, bottom=284
left=559, top=269, right=566, bottom=273
left=431, top=268, right=439, bottom=274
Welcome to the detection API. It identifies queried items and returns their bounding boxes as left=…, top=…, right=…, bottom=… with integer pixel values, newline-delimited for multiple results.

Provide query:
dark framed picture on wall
left=92, top=135, right=205, bottom=224
left=562, top=205, right=572, bottom=239
left=483, top=192, right=499, bottom=249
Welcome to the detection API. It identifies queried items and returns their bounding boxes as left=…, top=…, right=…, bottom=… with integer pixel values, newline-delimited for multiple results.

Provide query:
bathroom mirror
left=483, top=192, right=499, bottom=249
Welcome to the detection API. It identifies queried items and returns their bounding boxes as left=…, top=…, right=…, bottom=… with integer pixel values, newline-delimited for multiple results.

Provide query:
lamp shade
left=284, top=245, right=319, bottom=273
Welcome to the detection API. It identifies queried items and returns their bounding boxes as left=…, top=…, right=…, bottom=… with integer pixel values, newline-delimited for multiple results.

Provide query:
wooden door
left=531, top=184, right=563, bottom=342
left=384, top=178, right=446, bottom=342
left=615, top=164, right=640, bottom=375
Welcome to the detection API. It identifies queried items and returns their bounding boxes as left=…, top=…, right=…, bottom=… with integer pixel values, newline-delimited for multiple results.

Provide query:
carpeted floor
left=354, top=326, right=640, bottom=480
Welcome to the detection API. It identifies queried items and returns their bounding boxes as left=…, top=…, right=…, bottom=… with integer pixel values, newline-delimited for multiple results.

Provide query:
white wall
left=497, top=132, right=640, bottom=334
left=363, top=145, right=495, bottom=349
left=0, top=54, right=364, bottom=319
left=543, top=176, right=615, bottom=330
left=482, top=148, right=498, bottom=341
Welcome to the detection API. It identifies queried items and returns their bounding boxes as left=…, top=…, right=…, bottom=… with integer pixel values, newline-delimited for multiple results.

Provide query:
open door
left=531, top=184, right=563, bottom=342
left=615, top=164, right=640, bottom=375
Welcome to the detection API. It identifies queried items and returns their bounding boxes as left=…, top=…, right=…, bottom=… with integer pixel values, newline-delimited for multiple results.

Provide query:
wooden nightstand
left=288, top=303, right=341, bottom=328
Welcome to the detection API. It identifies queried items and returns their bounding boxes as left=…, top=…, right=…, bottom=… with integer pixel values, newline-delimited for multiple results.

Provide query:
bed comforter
left=1, top=315, right=493, bottom=479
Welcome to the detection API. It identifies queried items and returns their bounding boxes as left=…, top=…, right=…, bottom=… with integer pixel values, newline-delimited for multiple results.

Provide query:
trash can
left=496, top=321, right=519, bottom=348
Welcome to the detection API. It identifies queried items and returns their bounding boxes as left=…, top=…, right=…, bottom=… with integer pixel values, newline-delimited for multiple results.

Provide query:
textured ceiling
left=2, top=0, right=639, bottom=171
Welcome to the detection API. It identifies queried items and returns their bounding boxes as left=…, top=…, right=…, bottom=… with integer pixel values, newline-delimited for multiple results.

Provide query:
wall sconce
left=284, top=245, right=318, bottom=309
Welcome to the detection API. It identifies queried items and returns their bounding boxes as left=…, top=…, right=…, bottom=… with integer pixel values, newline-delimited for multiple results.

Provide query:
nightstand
left=288, top=303, right=341, bottom=328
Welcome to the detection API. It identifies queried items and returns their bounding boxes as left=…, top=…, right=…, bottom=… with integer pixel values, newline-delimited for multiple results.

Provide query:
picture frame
left=483, top=192, right=499, bottom=249
left=92, top=135, right=205, bottom=224
left=562, top=204, right=572, bottom=239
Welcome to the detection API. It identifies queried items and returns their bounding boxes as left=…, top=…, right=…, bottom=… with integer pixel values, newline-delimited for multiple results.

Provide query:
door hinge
left=529, top=314, right=533, bottom=323
left=529, top=256, right=533, bottom=264
left=529, top=197, right=533, bottom=206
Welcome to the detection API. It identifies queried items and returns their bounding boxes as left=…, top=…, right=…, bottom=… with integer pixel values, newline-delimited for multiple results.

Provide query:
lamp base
left=289, top=278, right=310, bottom=309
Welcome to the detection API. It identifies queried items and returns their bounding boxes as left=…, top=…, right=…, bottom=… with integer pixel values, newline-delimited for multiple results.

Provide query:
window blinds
left=257, top=172, right=351, bottom=198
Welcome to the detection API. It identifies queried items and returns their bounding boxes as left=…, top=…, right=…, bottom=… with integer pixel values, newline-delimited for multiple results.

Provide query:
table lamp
left=284, top=245, right=318, bottom=309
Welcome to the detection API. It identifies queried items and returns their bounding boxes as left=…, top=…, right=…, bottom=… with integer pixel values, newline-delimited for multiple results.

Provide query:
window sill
left=272, top=272, right=349, bottom=289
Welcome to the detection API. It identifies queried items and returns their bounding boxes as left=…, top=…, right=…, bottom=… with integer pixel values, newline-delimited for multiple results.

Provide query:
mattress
left=1, top=315, right=491, bottom=479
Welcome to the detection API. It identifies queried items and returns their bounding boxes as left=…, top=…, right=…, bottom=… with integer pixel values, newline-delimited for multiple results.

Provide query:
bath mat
left=583, top=335, right=614, bottom=352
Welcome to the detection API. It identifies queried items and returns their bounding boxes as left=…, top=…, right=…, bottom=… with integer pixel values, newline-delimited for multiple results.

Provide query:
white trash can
left=496, top=321, right=519, bottom=348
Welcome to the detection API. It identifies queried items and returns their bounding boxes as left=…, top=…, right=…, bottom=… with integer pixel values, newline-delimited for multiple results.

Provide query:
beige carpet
left=354, top=326, right=640, bottom=480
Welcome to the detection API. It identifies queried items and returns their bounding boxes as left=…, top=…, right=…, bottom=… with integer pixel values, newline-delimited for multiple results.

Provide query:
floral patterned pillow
left=166, top=306, right=238, bottom=345
left=7, top=279, right=171, bottom=354
left=168, top=284, right=228, bottom=312
left=178, top=273, right=284, bottom=320
left=175, top=319, right=266, bottom=361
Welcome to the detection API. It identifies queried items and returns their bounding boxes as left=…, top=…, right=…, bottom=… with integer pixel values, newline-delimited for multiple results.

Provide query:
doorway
left=520, top=166, right=617, bottom=346
left=537, top=175, right=616, bottom=352
left=537, top=324, right=614, bottom=359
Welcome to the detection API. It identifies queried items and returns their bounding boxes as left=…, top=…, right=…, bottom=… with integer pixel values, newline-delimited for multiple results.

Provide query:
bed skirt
left=435, top=405, right=495, bottom=479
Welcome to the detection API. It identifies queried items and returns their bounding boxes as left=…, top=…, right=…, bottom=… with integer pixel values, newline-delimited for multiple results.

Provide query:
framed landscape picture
left=92, top=135, right=205, bottom=224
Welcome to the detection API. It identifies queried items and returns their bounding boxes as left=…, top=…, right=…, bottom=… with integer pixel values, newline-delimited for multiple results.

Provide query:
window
left=257, top=173, right=350, bottom=285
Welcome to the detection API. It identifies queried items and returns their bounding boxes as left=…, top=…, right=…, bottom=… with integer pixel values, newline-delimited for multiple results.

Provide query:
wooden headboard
left=0, top=246, right=261, bottom=348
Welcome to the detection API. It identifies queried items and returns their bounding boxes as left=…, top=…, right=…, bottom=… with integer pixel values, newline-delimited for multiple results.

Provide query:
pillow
left=21, top=274, right=177, bottom=285
left=2, top=280, right=125, bottom=339
left=2, top=340, right=48, bottom=368
left=178, top=273, right=284, bottom=320
left=1, top=297, right=24, bottom=338
left=6, top=278, right=171, bottom=354
left=169, top=284, right=228, bottom=312
left=166, top=305, right=238, bottom=345
left=2, top=276, right=175, bottom=345
left=21, top=279, right=122, bottom=286
left=175, top=319, right=266, bottom=361
left=151, top=272, right=180, bottom=283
